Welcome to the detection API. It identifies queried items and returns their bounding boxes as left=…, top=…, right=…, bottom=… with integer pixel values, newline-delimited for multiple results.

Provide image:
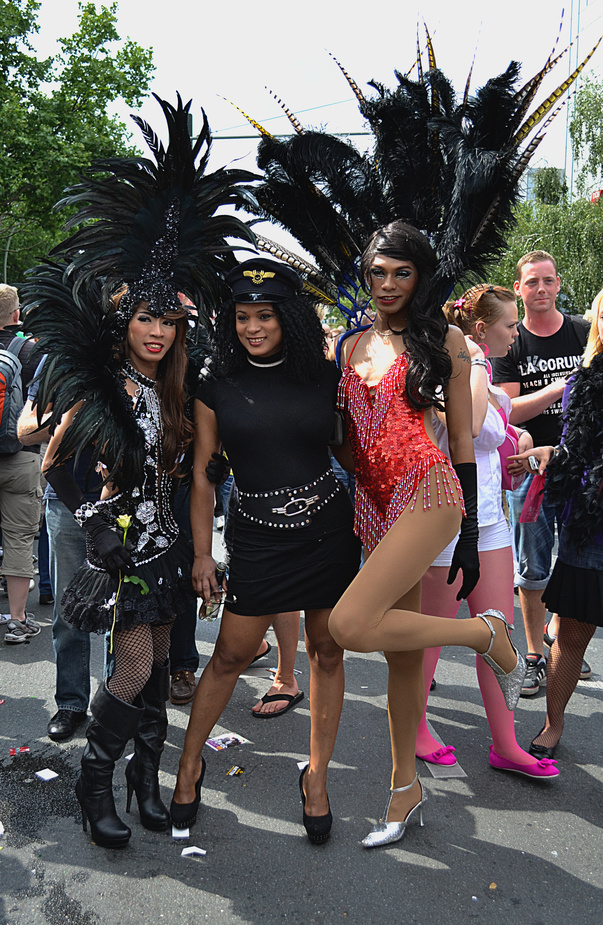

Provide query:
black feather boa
left=546, top=352, right=603, bottom=548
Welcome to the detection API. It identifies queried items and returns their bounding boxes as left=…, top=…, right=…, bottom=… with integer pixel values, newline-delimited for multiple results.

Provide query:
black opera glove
left=447, top=462, right=480, bottom=601
left=205, top=452, right=230, bottom=485
left=44, top=465, right=135, bottom=578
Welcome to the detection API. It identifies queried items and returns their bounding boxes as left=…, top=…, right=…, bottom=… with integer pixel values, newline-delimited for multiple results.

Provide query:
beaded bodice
left=338, top=353, right=458, bottom=550
left=90, top=362, right=179, bottom=568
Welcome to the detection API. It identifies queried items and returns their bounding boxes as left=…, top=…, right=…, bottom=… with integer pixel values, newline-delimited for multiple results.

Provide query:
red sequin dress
left=338, top=352, right=464, bottom=552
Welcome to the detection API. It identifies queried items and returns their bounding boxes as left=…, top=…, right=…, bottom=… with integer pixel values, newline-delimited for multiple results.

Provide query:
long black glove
left=447, top=462, right=480, bottom=600
left=44, top=465, right=134, bottom=578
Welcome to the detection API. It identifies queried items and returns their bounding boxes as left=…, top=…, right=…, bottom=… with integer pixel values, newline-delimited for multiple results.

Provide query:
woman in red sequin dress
left=329, top=222, right=525, bottom=848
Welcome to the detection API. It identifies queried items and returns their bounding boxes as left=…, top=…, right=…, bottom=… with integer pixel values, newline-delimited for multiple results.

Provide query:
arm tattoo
left=458, top=348, right=471, bottom=364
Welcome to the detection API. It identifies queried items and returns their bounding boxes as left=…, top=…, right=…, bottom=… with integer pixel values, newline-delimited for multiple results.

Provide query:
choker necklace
left=246, top=348, right=284, bottom=368
left=247, top=355, right=285, bottom=368
left=124, top=360, right=157, bottom=389
left=372, top=325, right=407, bottom=338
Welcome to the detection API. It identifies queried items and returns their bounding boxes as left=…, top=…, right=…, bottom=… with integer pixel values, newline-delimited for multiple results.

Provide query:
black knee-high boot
left=125, top=661, right=170, bottom=831
left=76, top=682, right=144, bottom=848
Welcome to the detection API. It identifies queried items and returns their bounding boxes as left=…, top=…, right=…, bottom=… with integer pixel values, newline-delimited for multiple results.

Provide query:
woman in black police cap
left=171, top=257, right=361, bottom=843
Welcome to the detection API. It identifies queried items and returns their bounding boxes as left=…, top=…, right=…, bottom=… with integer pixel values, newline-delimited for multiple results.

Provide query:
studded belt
left=237, top=470, right=342, bottom=529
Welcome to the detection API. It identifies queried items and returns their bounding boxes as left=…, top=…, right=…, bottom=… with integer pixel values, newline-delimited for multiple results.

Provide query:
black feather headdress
left=50, top=92, right=259, bottom=323
left=232, top=28, right=600, bottom=325
left=21, top=94, right=259, bottom=491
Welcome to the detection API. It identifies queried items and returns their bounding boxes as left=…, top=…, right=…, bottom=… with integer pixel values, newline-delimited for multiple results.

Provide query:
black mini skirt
left=225, top=490, right=361, bottom=616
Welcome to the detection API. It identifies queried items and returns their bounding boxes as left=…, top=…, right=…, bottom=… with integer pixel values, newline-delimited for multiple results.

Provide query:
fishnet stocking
left=533, top=616, right=596, bottom=748
left=108, top=622, right=173, bottom=703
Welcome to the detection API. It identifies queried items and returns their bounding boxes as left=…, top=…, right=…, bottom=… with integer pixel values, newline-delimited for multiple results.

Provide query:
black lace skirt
left=62, top=532, right=194, bottom=634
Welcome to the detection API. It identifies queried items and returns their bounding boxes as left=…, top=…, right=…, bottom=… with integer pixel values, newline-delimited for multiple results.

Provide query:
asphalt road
left=1, top=536, right=602, bottom=925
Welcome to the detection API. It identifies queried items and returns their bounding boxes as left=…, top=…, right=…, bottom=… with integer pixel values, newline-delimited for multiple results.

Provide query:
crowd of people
left=3, top=91, right=600, bottom=856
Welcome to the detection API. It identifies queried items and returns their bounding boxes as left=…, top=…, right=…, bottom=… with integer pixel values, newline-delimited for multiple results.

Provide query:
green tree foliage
left=487, top=197, right=603, bottom=315
left=533, top=167, right=568, bottom=206
left=0, top=0, right=154, bottom=281
left=570, top=75, right=603, bottom=197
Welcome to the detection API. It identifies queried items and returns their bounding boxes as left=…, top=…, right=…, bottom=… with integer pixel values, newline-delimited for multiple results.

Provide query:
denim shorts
left=506, top=474, right=562, bottom=590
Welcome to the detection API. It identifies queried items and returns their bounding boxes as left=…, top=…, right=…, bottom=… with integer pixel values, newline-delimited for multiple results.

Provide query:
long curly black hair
left=212, top=294, right=327, bottom=381
left=361, top=221, right=452, bottom=410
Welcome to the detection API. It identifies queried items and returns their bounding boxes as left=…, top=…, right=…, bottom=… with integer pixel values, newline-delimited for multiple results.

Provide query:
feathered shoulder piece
left=546, top=354, right=603, bottom=549
left=227, top=27, right=600, bottom=323
left=20, top=262, right=145, bottom=493
left=51, top=92, right=259, bottom=321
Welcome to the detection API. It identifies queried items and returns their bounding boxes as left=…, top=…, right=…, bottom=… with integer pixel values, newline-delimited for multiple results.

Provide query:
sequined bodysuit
left=338, top=350, right=463, bottom=552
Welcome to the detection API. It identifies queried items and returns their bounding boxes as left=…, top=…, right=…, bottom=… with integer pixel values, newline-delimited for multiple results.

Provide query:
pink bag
left=498, top=424, right=527, bottom=492
left=519, top=472, right=547, bottom=523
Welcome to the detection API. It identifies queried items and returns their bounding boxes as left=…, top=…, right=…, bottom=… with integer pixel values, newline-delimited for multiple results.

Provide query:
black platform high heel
left=170, top=757, right=206, bottom=829
left=299, top=764, right=332, bottom=844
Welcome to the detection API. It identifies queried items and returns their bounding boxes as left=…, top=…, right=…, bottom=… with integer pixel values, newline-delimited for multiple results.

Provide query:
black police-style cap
left=226, top=258, right=302, bottom=303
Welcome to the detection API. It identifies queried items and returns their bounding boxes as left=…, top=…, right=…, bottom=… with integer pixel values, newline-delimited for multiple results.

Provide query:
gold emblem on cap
left=243, top=269, right=276, bottom=285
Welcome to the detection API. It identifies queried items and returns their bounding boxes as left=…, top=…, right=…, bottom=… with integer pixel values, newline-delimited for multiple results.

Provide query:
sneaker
left=543, top=622, right=556, bottom=648
left=579, top=658, right=593, bottom=680
left=4, top=615, right=41, bottom=644
left=520, top=654, right=547, bottom=696
left=544, top=623, right=592, bottom=679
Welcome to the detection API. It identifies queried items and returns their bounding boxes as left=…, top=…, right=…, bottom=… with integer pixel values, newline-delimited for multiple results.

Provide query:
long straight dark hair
left=361, top=221, right=452, bottom=409
left=114, top=293, right=194, bottom=476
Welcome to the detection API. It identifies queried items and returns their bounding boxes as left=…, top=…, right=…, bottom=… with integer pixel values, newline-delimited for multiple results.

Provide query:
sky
left=30, top=0, right=603, bottom=254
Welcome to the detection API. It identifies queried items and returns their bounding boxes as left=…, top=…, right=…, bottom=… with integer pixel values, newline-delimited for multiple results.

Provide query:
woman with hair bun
left=329, top=221, right=527, bottom=848
left=171, top=257, right=361, bottom=844
left=416, top=284, right=558, bottom=779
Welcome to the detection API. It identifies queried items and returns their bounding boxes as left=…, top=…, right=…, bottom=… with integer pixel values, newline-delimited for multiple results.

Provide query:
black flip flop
left=246, top=642, right=272, bottom=670
left=252, top=690, right=304, bottom=718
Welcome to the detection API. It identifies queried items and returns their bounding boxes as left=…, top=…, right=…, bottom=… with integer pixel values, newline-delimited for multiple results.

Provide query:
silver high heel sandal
left=477, top=609, right=526, bottom=711
left=362, top=773, right=426, bottom=849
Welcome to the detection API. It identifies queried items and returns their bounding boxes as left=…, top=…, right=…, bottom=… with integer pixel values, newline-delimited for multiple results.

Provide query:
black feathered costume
left=21, top=94, right=258, bottom=634
left=543, top=356, right=603, bottom=626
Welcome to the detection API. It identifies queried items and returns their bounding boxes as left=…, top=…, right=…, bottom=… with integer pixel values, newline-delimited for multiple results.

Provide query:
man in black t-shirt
left=491, top=251, right=590, bottom=695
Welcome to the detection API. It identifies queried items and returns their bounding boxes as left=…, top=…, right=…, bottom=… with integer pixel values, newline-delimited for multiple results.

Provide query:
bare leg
left=252, top=612, right=301, bottom=715
left=518, top=587, right=547, bottom=656
left=5, top=575, right=31, bottom=621
left=532, top=616, right=596, bottom=749
left=384, top=583, right=424, bottom=823
left=301, top=608, right=344, bottom=817
left=329, top=470, right=516, bottom=673
left=173, top=610, right=272, bottom=804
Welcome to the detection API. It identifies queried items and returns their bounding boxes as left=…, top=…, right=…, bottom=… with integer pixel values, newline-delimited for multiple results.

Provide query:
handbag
left=498, top=423, right=527, bottom=492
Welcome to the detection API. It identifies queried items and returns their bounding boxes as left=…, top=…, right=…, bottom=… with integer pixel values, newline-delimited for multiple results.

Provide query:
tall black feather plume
left=249, top=31, right=598, bottom=321
left=51, top=93, right=259, bottom=318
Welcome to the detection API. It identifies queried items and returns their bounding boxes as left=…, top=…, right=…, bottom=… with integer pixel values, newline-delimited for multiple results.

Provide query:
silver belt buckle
left=272, top=494, right=319, bottom=517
